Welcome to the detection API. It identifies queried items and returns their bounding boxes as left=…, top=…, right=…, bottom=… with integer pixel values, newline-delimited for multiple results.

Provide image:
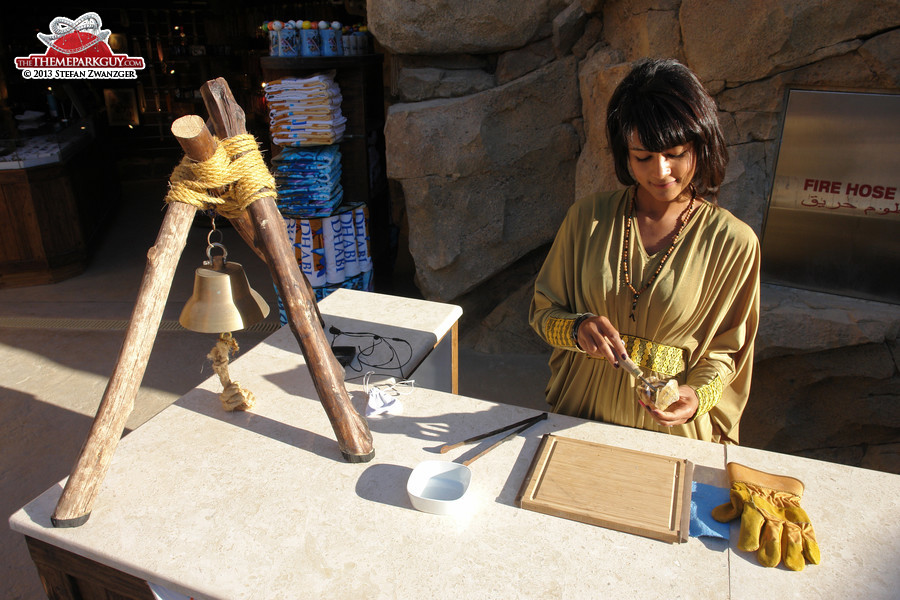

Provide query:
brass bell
left=179, top=241, right=269, bottom=334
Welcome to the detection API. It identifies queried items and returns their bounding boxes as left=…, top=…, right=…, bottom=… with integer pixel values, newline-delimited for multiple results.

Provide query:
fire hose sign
left=762, top=89, right=900, bottom=304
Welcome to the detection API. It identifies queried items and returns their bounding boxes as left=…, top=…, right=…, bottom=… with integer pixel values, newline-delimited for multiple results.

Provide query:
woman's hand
left=642, top=385, right=699, bottom=427
left=575, top=315, right=628, bottom=366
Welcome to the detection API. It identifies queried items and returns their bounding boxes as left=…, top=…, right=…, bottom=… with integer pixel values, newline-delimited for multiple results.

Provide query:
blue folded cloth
left=277, top=145, right=341, bottom=164
left=689, top=481, right=731, bottom=539
left=273, top=144, right=344, bottom=217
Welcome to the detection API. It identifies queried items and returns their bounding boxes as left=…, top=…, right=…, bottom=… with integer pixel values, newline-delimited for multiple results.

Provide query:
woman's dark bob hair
left=606, top=58, right=728, bottom=198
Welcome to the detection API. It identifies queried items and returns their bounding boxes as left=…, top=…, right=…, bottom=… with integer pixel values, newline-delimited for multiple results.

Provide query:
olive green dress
left=529, top=187, right=760, bottom=444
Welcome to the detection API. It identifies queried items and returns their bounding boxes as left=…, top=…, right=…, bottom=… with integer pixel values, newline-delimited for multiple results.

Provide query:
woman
left=529, top=58, right=760, bottom=444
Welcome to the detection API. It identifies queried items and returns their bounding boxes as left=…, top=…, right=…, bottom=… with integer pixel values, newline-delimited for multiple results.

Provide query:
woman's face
left=627, top=131, right=697, bottom=205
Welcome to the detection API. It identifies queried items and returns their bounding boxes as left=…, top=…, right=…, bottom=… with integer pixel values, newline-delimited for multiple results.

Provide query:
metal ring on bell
left=205, top=241, right=228, bottom=265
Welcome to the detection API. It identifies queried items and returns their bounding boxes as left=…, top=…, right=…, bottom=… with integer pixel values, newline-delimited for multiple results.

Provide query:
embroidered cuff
left=689, top=374, right=723, bottom=421
left=544, top=314, right=589, bottom=351
left=544, top=314, right=576, bottom=349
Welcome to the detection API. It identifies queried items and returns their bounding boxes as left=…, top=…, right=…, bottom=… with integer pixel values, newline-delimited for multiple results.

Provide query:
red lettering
left=810, top=180, right=841, bottom=193
left=845, top=182, right=898, bottom=199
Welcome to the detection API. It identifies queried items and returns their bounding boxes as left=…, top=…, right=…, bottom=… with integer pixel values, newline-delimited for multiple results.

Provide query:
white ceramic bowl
left=406, top=460, right=472, bottom=515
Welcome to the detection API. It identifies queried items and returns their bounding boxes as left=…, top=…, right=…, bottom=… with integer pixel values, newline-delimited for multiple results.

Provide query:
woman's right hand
left=575, top=315, right=628, bottom=367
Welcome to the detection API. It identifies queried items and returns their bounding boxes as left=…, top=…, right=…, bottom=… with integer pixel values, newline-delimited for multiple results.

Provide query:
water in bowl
left=421, top=475, right=466, bottom=501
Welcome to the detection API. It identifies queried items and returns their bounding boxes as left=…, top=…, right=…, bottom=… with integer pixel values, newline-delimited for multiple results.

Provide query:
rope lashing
left=166, top=134, right=276, bottom=220
left=208, top=332, right=257, bottom=412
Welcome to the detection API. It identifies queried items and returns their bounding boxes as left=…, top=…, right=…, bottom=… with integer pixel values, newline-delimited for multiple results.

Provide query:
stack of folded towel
left=272, top=144, right=344, bottom=217
left=265, top=73, right=347, bottom=146
left=265, top=70, right=374, bottom=308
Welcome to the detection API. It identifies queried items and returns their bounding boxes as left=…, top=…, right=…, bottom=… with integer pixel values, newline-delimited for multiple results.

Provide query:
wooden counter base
left=25, top=536, right=154, bottom=600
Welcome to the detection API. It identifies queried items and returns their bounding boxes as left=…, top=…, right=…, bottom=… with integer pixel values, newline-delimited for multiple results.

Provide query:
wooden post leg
left=246, top=197, right=374, bottom=460
left=50, top=116, right=219, bottom=527
left=201, top=78, right=374, bottom=461
left=50, top=206, right=195, bottom=528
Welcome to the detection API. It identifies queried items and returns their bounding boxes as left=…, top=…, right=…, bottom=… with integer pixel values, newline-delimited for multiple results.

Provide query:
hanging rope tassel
left=208, top=332, right=257, bottom=412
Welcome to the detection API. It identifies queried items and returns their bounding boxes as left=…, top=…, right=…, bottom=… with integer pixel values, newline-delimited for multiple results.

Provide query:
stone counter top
left=10, top=292, right=900, bottom=599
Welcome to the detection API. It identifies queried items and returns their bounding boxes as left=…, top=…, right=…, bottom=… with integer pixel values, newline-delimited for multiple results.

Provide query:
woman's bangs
left=630, top=98, right=696, bottom=152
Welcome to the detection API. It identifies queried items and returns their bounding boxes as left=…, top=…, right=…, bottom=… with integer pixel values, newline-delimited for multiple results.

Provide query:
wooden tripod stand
left=51, top=78, right=374, bottom=528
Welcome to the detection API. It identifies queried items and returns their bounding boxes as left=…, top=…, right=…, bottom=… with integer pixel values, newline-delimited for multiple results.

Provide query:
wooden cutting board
left=516, top=434, right=694, bottom=543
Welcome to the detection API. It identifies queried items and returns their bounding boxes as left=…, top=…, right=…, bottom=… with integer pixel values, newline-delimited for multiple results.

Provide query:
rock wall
left=384, top=57, right=581, bottom=300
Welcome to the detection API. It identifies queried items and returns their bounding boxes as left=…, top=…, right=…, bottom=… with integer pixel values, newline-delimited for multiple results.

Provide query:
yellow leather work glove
left=711, top=462, right=821, bottom=571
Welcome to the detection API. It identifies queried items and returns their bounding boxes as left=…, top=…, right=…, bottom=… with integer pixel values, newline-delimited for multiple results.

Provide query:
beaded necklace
left=622, top=187, right=696, bottom=321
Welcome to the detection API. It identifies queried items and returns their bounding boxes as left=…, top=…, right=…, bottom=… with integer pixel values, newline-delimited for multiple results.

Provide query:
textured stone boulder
left=680, top=0, right=900, bottom=86
left=574, top=48, right=628, bottom=199
left=756, top=285, right=900, bottom=361
left=385, top=57, right=581, bottom=301
left=396, top=67, right=496, bottom=102
left=368, top=0, right=551, bottom=54
left=744, top=338, right=900, bottom=475
left=496, top=38, right=556, bottom=85
left=599, top=0, right=683, bottom=66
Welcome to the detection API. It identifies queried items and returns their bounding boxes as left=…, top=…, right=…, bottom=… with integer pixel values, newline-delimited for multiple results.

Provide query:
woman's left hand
left=644, top=385, right=699, bottom=427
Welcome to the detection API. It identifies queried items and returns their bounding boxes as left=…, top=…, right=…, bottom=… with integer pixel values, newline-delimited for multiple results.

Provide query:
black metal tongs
left=440, top=412, right=548, bottom=466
